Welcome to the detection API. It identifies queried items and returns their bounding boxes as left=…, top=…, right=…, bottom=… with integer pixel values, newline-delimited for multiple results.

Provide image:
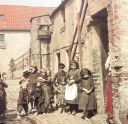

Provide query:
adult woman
left=65, top=61, right=80, bottom=115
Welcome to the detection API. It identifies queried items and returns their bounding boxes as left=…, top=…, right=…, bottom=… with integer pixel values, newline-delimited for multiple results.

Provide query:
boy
left=17, top=83, right=29, bottom=118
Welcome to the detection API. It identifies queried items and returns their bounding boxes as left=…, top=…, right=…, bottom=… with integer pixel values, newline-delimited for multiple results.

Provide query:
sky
left=0, top=0, right=62, bottom=7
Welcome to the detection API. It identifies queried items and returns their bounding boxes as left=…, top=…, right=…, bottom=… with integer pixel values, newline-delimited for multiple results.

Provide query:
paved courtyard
left=1, top=80, right=107, bottom=124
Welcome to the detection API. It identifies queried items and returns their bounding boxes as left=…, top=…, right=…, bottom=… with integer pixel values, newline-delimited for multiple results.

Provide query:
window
left=0, top=34, right=5, bottom=48
left=57, top=52, right=61, bottom=64
left=61, top=5, right=65, bottom=23
left=60, top=5, right=66, bottom=33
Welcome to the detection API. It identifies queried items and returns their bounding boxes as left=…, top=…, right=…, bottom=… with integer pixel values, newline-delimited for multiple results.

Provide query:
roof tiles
left=0, top=5, right=54, bottom=30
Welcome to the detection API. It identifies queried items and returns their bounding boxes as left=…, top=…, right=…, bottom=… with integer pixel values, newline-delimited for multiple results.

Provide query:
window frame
left=0, top=34, right=5, bottom=48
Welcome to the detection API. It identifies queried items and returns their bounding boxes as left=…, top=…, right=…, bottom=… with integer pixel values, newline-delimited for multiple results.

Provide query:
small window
left=61, top=5, right=65, bottom=23
left=57, top=52, right=61, bottom=64
left=0, top=15, right=4, bottom=21
left=0, top=34, right=5, bottom=48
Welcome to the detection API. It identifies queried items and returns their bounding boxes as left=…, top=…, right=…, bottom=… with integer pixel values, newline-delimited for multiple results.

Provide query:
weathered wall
left=30, top=17, right=40, bottom=67
left=30, top=15, right=51, bottom=70
left=108, top=0, right=128, bottom=123
left=88, top=0, right=110, bottom=15
left=51, top=0, right=82, bottom=74
left=81, top=19, right=107, bottom=113
left=0, top=31, right=30, bottom=73
left=51, top=0, right=106, bottom=113
left=30, top=0, right=115, bottom=115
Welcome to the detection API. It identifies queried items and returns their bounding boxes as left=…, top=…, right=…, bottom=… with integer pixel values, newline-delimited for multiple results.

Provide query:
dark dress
left=0, top=80, right=8, bottom=115
left=78, top=77, right=97, bottom=111
left=41, top=78, right=54, bottom=112
left=33, top=86, right=45, bottom=113
left=65, top=69, right=80, bottom=104
left=17, top=89, right=29, bottom=114
left=27, top=72, right=39, bottom=104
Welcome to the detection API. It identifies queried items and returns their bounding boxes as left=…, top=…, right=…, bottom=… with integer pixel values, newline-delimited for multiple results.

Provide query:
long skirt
left=0, top=89, right=6, bottom=115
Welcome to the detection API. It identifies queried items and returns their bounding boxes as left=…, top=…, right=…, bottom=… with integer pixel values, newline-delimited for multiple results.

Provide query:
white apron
left=65, top=83, right=77, bottom=101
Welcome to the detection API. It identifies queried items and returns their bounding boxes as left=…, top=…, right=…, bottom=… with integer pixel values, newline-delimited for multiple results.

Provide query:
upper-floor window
left=0, top=15, right=4, bottom=21
left=61, top=5, right=65, bottom=23
left=0, top=34, right=5, bottom=48
left=60, top=5, right=66, bottom=33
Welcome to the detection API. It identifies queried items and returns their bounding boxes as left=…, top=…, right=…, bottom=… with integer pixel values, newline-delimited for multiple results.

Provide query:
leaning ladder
left=69, top=0, right=88, bottom=70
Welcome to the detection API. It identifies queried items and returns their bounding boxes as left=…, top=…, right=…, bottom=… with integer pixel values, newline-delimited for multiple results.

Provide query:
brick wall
left=107, top=0, right=128, bottom=123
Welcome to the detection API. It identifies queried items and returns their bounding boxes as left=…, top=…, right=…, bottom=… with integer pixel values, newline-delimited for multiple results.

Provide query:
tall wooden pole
left=39, top=41, right=42, bottom=69
left=69, top=0, right=84, bottom=61
left=77, top=13, right=83, bottom=70
left=70, top=0, right=88, bottom=69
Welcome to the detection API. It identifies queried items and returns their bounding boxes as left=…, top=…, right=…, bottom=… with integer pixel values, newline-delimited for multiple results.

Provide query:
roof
left=51, top=0, right=69, bottom=17
left=0, top=5, right=55, bottom=31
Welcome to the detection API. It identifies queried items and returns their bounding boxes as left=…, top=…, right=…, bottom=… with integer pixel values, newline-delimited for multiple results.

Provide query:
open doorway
left=89, top=8, right=109, bottom=114
left=92, top=8, right=109, bottom=78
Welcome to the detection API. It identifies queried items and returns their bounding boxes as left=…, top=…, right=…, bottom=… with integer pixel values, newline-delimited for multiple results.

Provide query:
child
left=17, top=83, right=29, bottom=118
left=0, top=78, right=8, bottom=119
left=39, top=69, right=54, bottom=113
left=32, top=81, right=45, bottom=115
left=65, top=61, right=80, bottom=115
left=58, top=77, right=66, bottom=113
left=78, top=68, right=97, bottom=120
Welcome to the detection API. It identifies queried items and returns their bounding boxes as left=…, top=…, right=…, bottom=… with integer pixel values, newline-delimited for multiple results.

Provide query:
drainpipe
left=39, top=41, right=42, bottom=69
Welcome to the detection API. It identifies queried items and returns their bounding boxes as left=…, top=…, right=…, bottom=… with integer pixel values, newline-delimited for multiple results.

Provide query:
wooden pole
left=39, top=41, right=42, bottom=69
left=22, top=56, right=24, bottom=70
left=69, top=0, right=84, bottom=60
left=29, top=48, right=31, bottom=66
left=71, top=0, right=88, bottom=64
left=77, top=13, right=83, bottom=70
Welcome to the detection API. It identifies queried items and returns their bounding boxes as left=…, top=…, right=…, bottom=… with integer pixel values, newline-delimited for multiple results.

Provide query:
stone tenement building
left=30, top=0, right=128, bottom=123
left=0, top=5, right=54, bottom=78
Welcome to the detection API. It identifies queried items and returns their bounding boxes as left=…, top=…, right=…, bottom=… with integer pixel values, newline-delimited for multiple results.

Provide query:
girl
left=78, top=68, right=97, bottom=120
left=32, top=81, right=45, bottom=115
left=0, top=78, right=8, bottom=119
left=40, top=69, right=54, bottom=113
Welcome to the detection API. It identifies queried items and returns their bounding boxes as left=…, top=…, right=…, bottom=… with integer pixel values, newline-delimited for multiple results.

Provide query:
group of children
left=17, top=61, right=97, bottom=120
left=17, top=66, right=54, bottom=118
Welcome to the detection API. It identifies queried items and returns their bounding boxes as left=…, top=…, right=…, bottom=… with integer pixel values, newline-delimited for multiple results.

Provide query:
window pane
left=0, top=34, right=4, bottom=41
left=0, top=34, right=5, bottom=47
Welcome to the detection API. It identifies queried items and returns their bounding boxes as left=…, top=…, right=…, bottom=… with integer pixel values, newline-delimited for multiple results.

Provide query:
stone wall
left=30, top=0, right=116, bottom=115
left=107, top=0, right=128, bottom=123
left=30, top=15, right=52, bottom=70
left=51, top=0, right=106, bottom=113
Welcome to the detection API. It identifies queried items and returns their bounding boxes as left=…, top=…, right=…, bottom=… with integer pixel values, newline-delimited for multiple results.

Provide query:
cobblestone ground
left=2, top=79, right=107, bottom=124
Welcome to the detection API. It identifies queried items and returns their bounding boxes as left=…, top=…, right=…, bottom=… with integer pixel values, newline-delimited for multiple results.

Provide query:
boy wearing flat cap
left=53, top=63, right=67, bottom=110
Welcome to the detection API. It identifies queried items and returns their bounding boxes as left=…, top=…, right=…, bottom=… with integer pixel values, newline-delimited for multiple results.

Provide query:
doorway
left=90, top=8, right=109, bottom=113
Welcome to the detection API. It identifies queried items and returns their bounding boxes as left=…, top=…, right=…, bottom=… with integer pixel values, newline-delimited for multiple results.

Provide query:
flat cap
left=58, top=63, right=65, bottom=68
